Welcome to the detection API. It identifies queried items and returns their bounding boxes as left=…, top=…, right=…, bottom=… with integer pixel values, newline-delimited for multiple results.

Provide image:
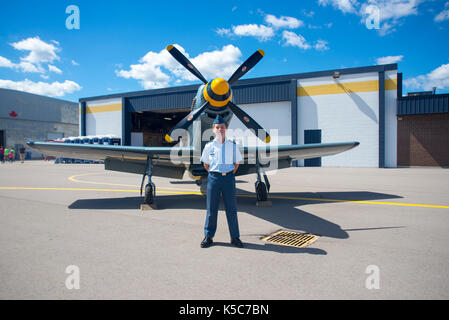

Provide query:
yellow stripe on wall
left=298, top=79, right=397, bottom=97
left=85, top=103, right=122, bottom=114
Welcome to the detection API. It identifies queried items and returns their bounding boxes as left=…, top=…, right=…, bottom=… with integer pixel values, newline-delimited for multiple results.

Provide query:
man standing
left=19, top=145, right=26, bottom=163
left=200, top=115, right=244, bottom=248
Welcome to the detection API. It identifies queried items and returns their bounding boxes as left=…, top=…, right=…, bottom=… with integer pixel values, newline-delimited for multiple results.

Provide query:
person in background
left=0, top=146, right=4, bottom=163
left=9, top=147, right=15, bottom=163
left=19, top=145, right=26, bottom=163
left=4, top=147, right=9, bottom=164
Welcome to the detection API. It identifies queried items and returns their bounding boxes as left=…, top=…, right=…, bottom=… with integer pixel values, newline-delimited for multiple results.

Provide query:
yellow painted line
left=85, top=103, right=122, bottom=114
left=385, top=78, right=397, bottom=91
left=68, top=173, right=449, bottom=209
left=0, top=186, right=203, bottom=195
left=265, top=195, right=449, bottom=209
left=297, top=79, right=397, bottom=97
left=68, top=173, right=201, bottom=192
left=0, top=186, right=448, bottom=208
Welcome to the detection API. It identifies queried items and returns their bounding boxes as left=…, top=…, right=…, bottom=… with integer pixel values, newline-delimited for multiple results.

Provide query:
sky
left=0, top=0, right=448, bottom=102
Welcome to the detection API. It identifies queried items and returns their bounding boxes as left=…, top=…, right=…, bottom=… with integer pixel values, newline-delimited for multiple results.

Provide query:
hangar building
left=79, top=64, right=399, bottom=168
left=0, top=88, right=78, bottom=159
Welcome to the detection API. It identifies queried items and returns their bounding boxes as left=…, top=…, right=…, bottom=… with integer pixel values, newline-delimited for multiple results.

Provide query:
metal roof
left=397, top=93, right=449, bottom=115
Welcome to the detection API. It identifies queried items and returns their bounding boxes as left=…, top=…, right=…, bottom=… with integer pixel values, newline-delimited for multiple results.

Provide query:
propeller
left=228, top=49, right=264, bottom=84
left=164, top=100, right=209, bottom=142
left=166, top=45, right=208, bottom=84
left=228, top=101, right=270, bottom=143
left=165, top=45, right=270, bottom=143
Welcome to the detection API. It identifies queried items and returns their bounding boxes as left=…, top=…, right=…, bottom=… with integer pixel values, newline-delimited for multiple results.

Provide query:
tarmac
left=0, top=160, right=448, bottom=299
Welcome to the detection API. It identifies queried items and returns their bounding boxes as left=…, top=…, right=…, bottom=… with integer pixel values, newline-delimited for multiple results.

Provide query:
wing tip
left=166, top=44, right=174, bottom=51
left=258, top=49, right=265, bottom=57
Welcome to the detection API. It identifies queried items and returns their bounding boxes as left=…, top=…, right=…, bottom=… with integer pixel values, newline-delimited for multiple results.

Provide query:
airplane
left=27, top=45, right=359, bottom=206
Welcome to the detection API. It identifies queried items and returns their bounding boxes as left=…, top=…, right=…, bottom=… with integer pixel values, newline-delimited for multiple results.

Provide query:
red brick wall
left=397, top=113, right=449, bottom=166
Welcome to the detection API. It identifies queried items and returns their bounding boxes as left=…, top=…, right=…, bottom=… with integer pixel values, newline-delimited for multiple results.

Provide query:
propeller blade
left=228, top=101, right=271, bottom=143
left=165, top=101, right=209, bottom=142
left=166, top=45, right=208, bottom=84
left=228, top=49, right=264, bottom=84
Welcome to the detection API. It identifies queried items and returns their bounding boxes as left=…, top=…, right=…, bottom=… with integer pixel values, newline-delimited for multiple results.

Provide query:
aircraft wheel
left=144, top=184, right=155, bottom=204
left=255, top=181, right=268, bottom=202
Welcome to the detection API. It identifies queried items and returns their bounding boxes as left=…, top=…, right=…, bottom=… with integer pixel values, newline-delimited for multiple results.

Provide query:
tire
left=255, top=181, right=268, bottom=202
left=144, top=184, right=154, bottom=204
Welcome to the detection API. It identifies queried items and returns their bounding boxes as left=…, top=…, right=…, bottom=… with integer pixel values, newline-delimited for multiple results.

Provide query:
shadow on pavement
left=68, top=189, right=403, bottom=255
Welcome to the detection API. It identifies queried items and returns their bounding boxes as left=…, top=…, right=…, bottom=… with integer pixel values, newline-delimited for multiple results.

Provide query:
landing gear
left=140, top=155, right=158, bottom=208
left=255, top=180, right=268, bottom=201
left=144, top=182, right=156, bottom=205
left=255, top=153, right=271, bottom=206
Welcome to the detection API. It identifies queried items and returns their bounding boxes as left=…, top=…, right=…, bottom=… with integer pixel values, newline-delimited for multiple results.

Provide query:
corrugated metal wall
left=232, top=81, right=290, bottom=104
left=125, top=81, right=291, bottom=112
left=127, top=90, right=197, bottom=112
left=397, top=93, right=449, bottom=115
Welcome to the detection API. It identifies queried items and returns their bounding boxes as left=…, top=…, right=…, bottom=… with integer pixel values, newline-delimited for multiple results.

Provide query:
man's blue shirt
left=201, top=138, right=243, bottom=173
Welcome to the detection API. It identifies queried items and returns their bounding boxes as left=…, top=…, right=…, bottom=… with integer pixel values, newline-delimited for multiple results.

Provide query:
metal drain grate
left=261, top=230, right=319, bottom=248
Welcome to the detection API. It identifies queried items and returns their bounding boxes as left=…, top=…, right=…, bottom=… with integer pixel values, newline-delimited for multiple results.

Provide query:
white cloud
left=116, top=44, right=243, bottom=89
left=314, top=40, right=330, bottom=51
left=0, top=55, right=44, bottom=73
left=0, top=78, right=81, bottom=97
left=48, top=64, right=63, bottom=74
left=11, top=36, right=60, bottom=65
left=435, top=1, right=449, bottom=22
left=404, top=62, right=449, bottom=91
left=318, top=0, right=358, bottom=13
left=319, top=0, right=426, bottom=35
left=0, top=37, right=80, bottom=97
left=216, top=28, right=231, bottom=36
left=281, top=31, right=311, bottom=50
left=360, top=0, right=424, bottom=26
left=0, top=37, right=63, bottom=73
left=231, top=24, right=275, bottom=41
left=264, top=14, right=304, bottom=29
left=376, top=55, right=403, bottom=64
left=0, top=56, right=14, bottom=68
left=71, top=59, right=80, bottom=66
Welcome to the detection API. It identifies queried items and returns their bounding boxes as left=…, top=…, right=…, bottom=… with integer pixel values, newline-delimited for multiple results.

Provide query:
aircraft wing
left=188, top=141, right=360, bottom=177
left=26, top=141, right=194, bottom=179
left=230, top=141, right=360, bottom=176
left=244, top=141, right=360, bottom=162
left=27, top=140, right=359, bottom=178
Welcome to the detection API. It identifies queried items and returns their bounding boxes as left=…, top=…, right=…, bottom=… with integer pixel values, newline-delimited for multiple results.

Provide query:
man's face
left=213, top=123, right=227, bottom=139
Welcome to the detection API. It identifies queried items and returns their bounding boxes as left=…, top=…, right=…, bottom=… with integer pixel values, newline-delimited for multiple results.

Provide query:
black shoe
left=231, top=238, right=244, bottom=248
left=201, top=237, right=213, bottom=248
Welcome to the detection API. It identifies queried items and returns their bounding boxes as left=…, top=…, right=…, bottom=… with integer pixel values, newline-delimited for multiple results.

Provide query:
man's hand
left=203, top=162, right=210, bottom=172
left=233, top=163, right=239, bottom=174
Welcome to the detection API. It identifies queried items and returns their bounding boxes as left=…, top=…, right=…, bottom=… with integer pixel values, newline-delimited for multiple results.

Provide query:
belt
left=210, top=171, right=234, bottom=176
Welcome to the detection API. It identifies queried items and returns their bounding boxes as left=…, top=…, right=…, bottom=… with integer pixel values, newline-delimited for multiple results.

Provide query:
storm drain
left=261, top=230, right=319, bottom=248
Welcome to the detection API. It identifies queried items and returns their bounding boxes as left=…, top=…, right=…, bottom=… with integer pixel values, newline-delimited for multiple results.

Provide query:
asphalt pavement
left=0, top=161, right=448, bottom=299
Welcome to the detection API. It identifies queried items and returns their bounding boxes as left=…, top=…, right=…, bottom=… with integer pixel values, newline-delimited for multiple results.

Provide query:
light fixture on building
left=164, top=117, right=172, bottom=121
left=333, top=71, right=340, bottom=79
